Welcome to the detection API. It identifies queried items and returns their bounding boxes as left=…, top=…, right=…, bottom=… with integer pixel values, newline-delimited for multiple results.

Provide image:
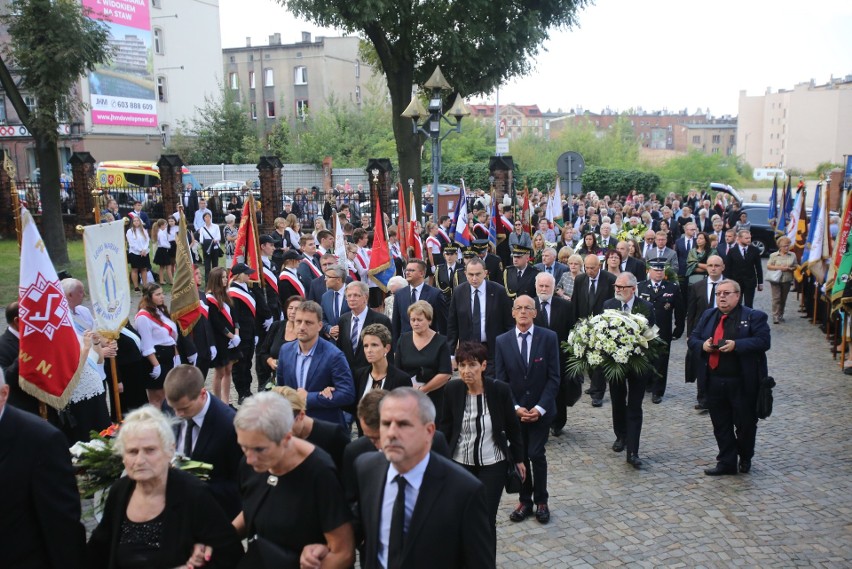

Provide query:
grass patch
left=0, top=238, right=89, bottom=303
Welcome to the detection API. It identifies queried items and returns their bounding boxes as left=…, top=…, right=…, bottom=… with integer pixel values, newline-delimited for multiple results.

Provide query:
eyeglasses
left=715, top=291, right=738, bottom=297
left=512, top=306, right=536, bottom=312
left=614, top=285, right=635, bottom=290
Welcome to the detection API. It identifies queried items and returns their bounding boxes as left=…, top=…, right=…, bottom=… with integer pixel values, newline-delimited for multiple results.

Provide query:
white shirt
left=135, top=310, right=177, bottom=356
left=200, top=223, right=221, bottom=243
left=157, top=228, right=170, bottom=248
left=177, top=392, right=212, bottom=456
left=379, top=453, right=430, bottom=569
left=514, top=325, right=545, bottom=416
left=193, top=208, right=212, bottom=231
left=350, top=307, right=368, bottom=341
left=706, top=277, right=725, bottom=304
left=126, top=228, right=150, bottom=256
left=408, top=283, right=425, bottom=304
left=470, top=282, right=487, bottom=342
left=71, top=305, right=94, bottom=333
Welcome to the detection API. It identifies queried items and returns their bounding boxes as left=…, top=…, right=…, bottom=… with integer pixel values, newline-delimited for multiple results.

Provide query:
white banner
left=84, top=219, right=132, bottom=335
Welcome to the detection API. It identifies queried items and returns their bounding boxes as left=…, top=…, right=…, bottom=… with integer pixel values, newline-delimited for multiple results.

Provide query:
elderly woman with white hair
left=233, top=392, right=354, bottom=568
left=222, top=213, right=239, bottom=267
left=87, top=405, right=243, bottom=569
left=383, top=275, right=408, bottom=319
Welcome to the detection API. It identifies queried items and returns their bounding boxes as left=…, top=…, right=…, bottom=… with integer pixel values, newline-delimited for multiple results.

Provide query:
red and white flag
left=18, top=208, right=87, bottom=409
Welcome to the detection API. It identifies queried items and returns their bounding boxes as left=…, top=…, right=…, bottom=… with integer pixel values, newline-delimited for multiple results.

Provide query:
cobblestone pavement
left=494, top=287, right=852, bottom=567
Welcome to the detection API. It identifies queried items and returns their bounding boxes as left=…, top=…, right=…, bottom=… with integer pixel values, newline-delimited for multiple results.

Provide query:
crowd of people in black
left=0, top=187, right=773, bottom=568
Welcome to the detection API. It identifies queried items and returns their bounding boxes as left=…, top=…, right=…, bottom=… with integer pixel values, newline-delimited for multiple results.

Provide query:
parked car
left=737, top=201, right=838, bottom=257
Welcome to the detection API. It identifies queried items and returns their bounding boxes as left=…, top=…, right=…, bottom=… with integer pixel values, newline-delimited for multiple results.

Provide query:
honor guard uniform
left=436, top=246, right=461, bottom=302
left=503, top=244, right=540, bottom=299
left=455, top=247, right=478, bottom=287
left=279, top=250, right=309, bottom=303
left=472, top=239, right=503, bottom=283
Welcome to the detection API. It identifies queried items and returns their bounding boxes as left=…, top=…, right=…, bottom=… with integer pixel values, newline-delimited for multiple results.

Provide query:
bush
left=581, top=166, right=661, bottom=196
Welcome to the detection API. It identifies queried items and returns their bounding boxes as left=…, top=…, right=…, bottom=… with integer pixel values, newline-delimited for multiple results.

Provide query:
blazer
left=276, top=337, right=356, bottom=426
left=674, top=236, right=695, bottom=276
left=182, top=394, right=242, bottom=519
left=716, top=240, right=733, bottom=262
left=686, top=277, right=724, bottom=334
left=440, top=378, right=525, bottom=464
left=352, top=363, right=413, bottom=400
left=622, top=256, right=647, bottom=282
left=87, top=469, right=243, bottom=569
left=503, top=265, right=540, bottom=299
left=602, top=297, right=656, bottom=328
left=534, top=295, right=574, bottom=355
left=1, top=405, right=85, bottom=569
left=320, top=287, right=351, bottom=334
left=392, top=283, right=447, bottom=342
left=354, top=451, right=493, bottom=569
left=636, top=280, right=685, bottom=341
left=687, top=305, right=770, bottom=397
left=571, top=270, right=616, bottom=320
left=696, top=217, right=713, bottom=233
left=337, top=309, right=393, bottom=374
left=494, top=325, right=561, bottom=417
left=482, top=253, right=504, bottom=283
left=446, top=281, right=513, bottom=356
left=644, top=245, right=679, bottom=273
left=724, top=244, right=763, bottom=288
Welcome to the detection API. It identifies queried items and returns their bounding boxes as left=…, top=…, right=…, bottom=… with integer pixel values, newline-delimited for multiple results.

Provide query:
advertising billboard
left=83, top=0, right=157, bottom=127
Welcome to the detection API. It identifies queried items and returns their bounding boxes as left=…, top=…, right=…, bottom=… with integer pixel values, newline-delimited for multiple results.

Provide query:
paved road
left=494, top=286, right=852, bottom=567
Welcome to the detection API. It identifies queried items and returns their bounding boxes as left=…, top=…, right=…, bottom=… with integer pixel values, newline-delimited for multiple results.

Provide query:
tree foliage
left=656, top=150, right=746, bottom=190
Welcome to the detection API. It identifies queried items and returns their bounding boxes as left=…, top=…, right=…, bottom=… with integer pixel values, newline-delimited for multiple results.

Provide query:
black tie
left=333, top=291, right=340, bottom=320
left=686, top=239, right=692, bottom=251
left=541, top=301, right=549, bottom=326
left=410, top=287, right=417, bottom=305
left=517, top=268, right=523, bottom=280
left=588, top=279, right=597, bottom=303
left=183, top=419, right=194, bottom=457
left=471, top=289, right=481, bottom=342
left=388, top=475, right=408, bottom=569
left=710, top=281, right=717, bottom=308
left=622, top=303, right=629, bottom=313
left=520, top=332, right=530, bottom=370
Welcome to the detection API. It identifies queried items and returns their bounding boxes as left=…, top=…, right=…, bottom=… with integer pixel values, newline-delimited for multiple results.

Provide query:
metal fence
left=13, top=180, right=77, bottom=216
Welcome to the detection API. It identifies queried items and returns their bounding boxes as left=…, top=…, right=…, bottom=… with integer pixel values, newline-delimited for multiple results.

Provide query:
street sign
left=496, top=138, right=509, bottom=154
left=498, top=118, right=507, bottom=138
left=556, top=151, right=585, bottom=196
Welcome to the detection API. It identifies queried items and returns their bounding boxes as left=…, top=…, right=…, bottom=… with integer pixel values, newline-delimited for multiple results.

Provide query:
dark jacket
left=571, top=270, right=616, bottom=320
left=446, top=281, right=513, bottom=358
left=495, top=326, right=561, bottom=417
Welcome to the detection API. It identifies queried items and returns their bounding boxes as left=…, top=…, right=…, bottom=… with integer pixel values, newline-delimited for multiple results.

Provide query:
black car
left=737, top=203, right=779, bottom=256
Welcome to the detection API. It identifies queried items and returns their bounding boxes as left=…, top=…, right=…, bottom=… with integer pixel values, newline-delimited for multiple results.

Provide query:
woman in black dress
left=394, top=300, right=452, bottom=424
left=233, top=392, right=355, bottom=568
left=205, top=267, right=239, bottom=403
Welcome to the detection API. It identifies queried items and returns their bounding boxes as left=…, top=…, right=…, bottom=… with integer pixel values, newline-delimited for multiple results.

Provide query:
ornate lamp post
left=401, top=65, right=470, bottom=201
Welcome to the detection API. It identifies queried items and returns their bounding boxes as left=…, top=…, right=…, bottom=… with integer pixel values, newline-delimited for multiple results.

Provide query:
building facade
left=737, top=77, right=852, bottom=172
left=672, top=124, right=737, bottom=155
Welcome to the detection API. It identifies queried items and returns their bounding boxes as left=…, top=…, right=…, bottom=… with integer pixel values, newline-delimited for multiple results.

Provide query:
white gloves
left=187, top=353, right=198, bottom=365
left=263, top=318, right=273, bottom=331
left=254, top=336, right=259, bottom=347
left=150, top=365, right=161, bottom=379
left=228, top=335, right=242, bottom=349
left=209, top=346, right=217, bottom=360
left=173, top=354, right=182, bottom=368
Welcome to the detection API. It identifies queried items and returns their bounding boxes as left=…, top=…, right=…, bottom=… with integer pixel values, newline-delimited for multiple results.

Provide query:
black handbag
left=756, top=375, right=776, bottom=420
left=237, top=482, right=301, bottom=569
left=505, top=462, right=523, bottom=494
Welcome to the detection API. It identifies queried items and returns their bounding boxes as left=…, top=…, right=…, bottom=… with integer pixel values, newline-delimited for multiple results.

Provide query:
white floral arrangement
left=564, top=309, right=664, bottom=382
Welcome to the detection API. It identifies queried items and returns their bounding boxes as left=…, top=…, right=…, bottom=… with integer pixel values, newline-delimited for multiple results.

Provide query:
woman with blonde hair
left=284, top=213, right=301, bottom=251
left=766, top=235, right=799, bottom=323
left=126, top=214, right=151, bottom=291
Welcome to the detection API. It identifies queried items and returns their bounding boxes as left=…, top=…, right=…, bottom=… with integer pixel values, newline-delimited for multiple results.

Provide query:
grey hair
left=233, top=392, right=294, bottom=442
left=387, top=276, right=407, bottom=292
left=380, top=387, right=436, bottom=425
left=535, top=271, right=556, bottom=286
left=326, top=265, right=345, bottom=279
left=114, top=405, right=177, bottom=458
left=619, top=272, right=638, bottom=287
left=346, top=280, right=369, bottom=297
left=0, top=367, right=5, bottom=387
left=60, top=278, right=83, bottom=297
left=542, top=247, right=557, bottom=257
left=737, top=229, right=752, bottom=238
left=719, top=279, right=741, bottom=294
left=225, top=213, right=236, bottom=223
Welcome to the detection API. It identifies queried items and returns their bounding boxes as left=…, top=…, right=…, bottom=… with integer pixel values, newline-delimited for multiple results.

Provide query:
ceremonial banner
left=804, top=183, right=829, bottom=283
left=18, top=208, right=87, bottom=409
left=520, top=189, right=531, bottom=235
left=407, top=188, right=423, bottom=260
left=545, top=177, right=564, bottom=227
left=397, top=183, right=409, bottom=261
left=488, top=189, right=498, bottom=251
left=828, top=191, right=852, bottom=287
left=334, top=208, right=348, bottom=268
left=768, top=175, right=778, bottom=231
left=83, top=219, right=131, bottom=337
left=231, top=194, right=261, bottom=282
left=171, top=211, right=201, bottom=335
left=787, top=188, right=807, bottom=261
left=368, top=192, right=396, bottom=291
left=453, top=191, right=472, bottom=247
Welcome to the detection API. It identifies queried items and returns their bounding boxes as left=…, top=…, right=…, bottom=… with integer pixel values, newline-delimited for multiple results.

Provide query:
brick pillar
left=322, top=156, right=333, bottom=192
left=156, top=154, right=184, bottom=217
left=366, top=158, right=394, bottom=224
left=489, top=155, right=515, bottom=210
left=828, top=168, right=844, bottom=213
left=0, top=149, right=15, bottom=239
left=69, top=152, right=97, bottom=224
left=257, top=156, right=283, bottom=233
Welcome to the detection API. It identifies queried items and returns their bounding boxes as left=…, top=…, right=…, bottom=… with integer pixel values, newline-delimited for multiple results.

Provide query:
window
left=729, top=135, right=735, bottom=145
left=712, top=148, right=720, bottom=154
left=161, top=124, right=170, bottom=146
left=691, top=135, right=701, bottom=144
left=264, top=68, right=274, bottom=87
left=296, top=99, right=309, bottom=120
left=250, top=103, right=258, bottom=120
left=294, top=66, right=308, bottom=85
left=229, top=56, right=235, bottom=63
left=0, top=95, right=6, bottom=124
left=266, top=101, right=276, bottom=118
left=229, top=72, right=238, bottom=90
left=153, top=28, right=164, bottom=55
left=712, top=134, right=721, bottom=144
left=156, top=76, right=167, bottom=103
left=355, top=60, right=360, bottom=78
left=249, top=71, right=256, bottom=89
left=24, top=95, right=37, bottom=113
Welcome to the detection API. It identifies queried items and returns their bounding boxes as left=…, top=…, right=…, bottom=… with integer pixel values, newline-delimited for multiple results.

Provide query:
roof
left=681, top=123, right=737, bottom=129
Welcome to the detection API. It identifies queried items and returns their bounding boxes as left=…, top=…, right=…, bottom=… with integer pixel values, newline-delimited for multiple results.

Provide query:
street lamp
left=401, top=65, right=469, bottom=200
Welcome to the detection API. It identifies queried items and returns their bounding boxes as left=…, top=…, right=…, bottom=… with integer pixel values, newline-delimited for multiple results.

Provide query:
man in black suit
left=0, top=371, right=86, bottom=568
left=164, top=365, right=242, bottom=519
left=572, top=254, right=616, bottom=406
left=602, top=273, right=656, bottom=469
left=446, top=257, right=513, bottom=371
left=688, top=280, right=771, bottom=476
left=533, top=273, right=576, bottom=437
left=391, top=259, right=446, bottom=342
left=337, top=281, right=392, bottom=376
left=686, top=255, right=726, bottom=410
left=636, top=260, right=685, bottom=404
left=496, top=295, right=561, bottom=524
left=503, top=244, right=540, bottom=299
left=674, top=221, right=698, bottom=290
left=616, top=241, right=647, bottom=281
left=473, top=239, right=504, bottom=283
left=351, top=388, right=493, bottom=568
left=308, top=253, right=347, bottom=303
left=0, top=301, right=41, bottom=416
left=724, top=230, right=764, bottom=307
left=716, top=228, right=736, bottom=263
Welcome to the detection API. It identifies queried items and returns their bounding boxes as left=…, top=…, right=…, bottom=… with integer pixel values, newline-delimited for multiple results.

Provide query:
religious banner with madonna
left=83, top=219, right=132, bottom=337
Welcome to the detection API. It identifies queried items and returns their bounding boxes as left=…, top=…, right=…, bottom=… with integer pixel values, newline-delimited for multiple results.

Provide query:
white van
left=753, top=168, right=787, bottom=182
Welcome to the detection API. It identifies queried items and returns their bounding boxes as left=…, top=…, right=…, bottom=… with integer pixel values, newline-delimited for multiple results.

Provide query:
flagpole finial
left=371, top=168, right=380, bottom=184
left=407, top=178, right=414, bottom=191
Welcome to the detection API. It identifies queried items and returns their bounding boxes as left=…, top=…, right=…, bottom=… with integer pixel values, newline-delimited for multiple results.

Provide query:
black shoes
left=551, top=426, right=564, bottom=437
left=535, top=504, right=550, bottom=524
left=704, top=464, right=738, bottom=476
left=739, top=459, right=752, bottom=473
left=651, top=394, right=663, bottom=404
left=591, top=398, right=603, bottom=407
left=612, top=438, right=625, bottom=452
left=509, top=503, right=532, bottom=522
left=694, top=401, right=708, bottom=410
left=626, top=453, right=643, bottom=469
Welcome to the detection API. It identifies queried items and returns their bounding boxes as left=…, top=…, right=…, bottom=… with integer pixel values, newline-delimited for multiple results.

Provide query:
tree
left=0, top=0, right=111, bottom=264
left=278, top=0, right=589, bottom=204
left=188, top=87, right=259, bottom=164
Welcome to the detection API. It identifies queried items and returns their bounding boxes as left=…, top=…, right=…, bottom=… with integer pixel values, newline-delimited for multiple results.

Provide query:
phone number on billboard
left=109, top=101, right=154, bottom=111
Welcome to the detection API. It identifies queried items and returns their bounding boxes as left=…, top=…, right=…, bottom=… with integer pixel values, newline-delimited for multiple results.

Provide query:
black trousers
left=203, top=250, right=220, bottom=282
left=588, top=369, right=609, bottom=401
left=232, top=342, right=255, bottom=398
left=650, top=342, right=672, bottom=396
left=706, top=374, right=758, bottom=468
left=740, top=284, right=757, bottom=308
left=459, top=460, right=507, bottom=547
left=610, top=374, right=647, bottom=455
left=520, top=417, right=552, bottom=506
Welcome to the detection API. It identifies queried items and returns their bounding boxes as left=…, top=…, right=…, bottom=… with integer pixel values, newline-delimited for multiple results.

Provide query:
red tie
left=708, top=314, right=727, bottom=370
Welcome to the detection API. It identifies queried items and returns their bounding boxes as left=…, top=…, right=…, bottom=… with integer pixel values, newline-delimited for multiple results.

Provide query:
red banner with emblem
left=17, top=208, right=87, bottom=409
left=231, top=193, right=262, bottom=283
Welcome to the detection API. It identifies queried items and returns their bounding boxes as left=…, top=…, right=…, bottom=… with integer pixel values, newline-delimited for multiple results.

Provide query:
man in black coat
left=636, top=260, right=685, bottom=404
left=616, top=241, right=647, bottom=282
left=473, top=239, right=504, bottom=283
left=685, top=255, right=727, bottom=410
left=352, top=388, right=493, bottom=569
left=391, top=258, right=446, bottom=343
left=687, top=280, right=771, bottom=476
left=724, top=230, right=764, bottom=308
left=0, top=373, right=86, bottom=569
left=307, top=253, right=348, bottom=303
left=164, top=365, right=243, bottom=519
left=602, top=273, right=656, bottom=469
left=532, top=272, right=576, bottom=437
left=503, top=244, right=540, bottom=299
left=572, top=254, right=616, bottom=406
left=0, top=301, right=41, bottom=416
left=337, top=281, right=392, bottom=377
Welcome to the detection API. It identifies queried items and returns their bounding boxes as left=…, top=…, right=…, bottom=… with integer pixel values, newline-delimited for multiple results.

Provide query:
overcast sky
left=219, top=0, right=852, bottom=117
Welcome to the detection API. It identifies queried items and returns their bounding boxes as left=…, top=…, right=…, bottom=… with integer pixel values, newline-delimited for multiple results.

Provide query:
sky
left=219, top=0, right=852, bottom=117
